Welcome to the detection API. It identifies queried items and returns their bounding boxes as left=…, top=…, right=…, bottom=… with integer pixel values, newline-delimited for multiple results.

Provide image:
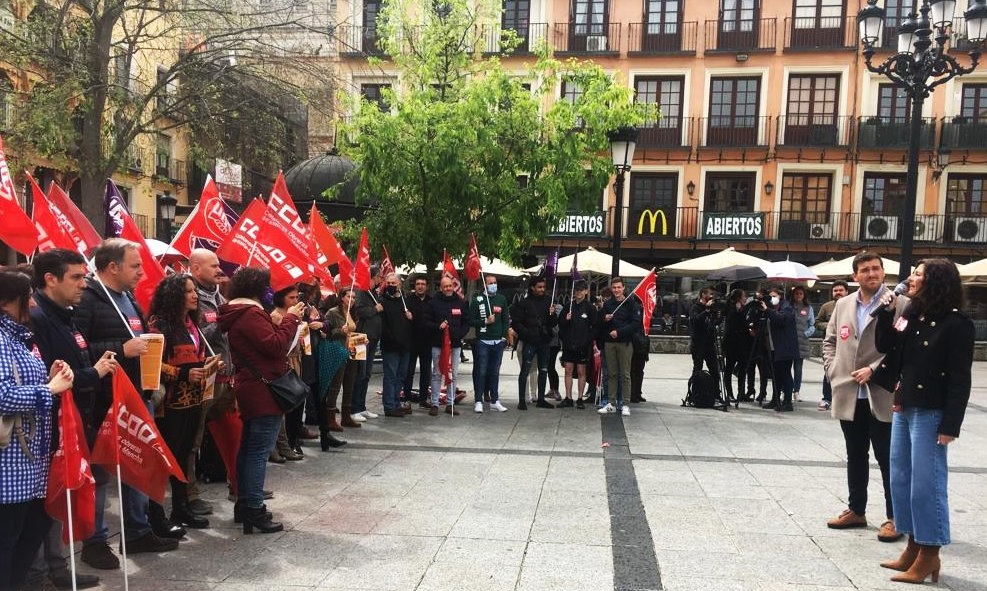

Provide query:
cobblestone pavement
left=71, top=354, right=987, bottom=591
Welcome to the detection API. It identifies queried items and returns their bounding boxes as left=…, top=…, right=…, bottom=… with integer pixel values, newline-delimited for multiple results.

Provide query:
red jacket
left=218, top=299, right=300, bottom=420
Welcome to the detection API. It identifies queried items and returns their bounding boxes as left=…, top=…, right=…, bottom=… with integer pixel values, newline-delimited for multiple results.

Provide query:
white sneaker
left=490, top=401, right=508, bottom=412
left=360, top=410, right=379, bottom=419
left=793, top=392, right=800, bottom=402
left=350, top=413, right=367, bottom=423
left=621, top=405, right=631, bottom=417
left=474, top=402, right=484, bottom=413
left=598, top=403, right=616, bottom=414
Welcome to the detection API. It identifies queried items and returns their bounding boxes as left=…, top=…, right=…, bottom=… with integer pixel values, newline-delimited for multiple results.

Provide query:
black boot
left=233, top=501, right=272, bottom=524
left=149, top=501, right=187, bottom=539
left=172, top=504, right=210, bottom=529
left=242, top=506, right=283, bottom=535
left=320, top=429, right=347, bottom=451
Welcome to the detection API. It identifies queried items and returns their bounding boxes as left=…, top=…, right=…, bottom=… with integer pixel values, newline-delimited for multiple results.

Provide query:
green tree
left=335, top=0, right=646, bottom=270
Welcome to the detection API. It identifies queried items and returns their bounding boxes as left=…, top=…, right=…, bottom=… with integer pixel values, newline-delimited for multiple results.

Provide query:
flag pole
left=66, top=488, right=77, bottom=591
left=108, top=380, right=130, bottom=591
left=245, top=242, right=257, bottom=267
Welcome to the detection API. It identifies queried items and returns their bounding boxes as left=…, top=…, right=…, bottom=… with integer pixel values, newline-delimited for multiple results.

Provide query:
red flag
left=45, top=390, right=96, bottom=544
left=46, top=182, right=101, bottom=253
left=265, top=172, right=330, bottom=283
left=376, top=245, right=395, bottom=293
left=353, top=227, right=371, bottom=290
left=631, top=269, right=658, bottom=336
left=0, top=135, right=39, bottom=255
left=105, top=181, right=167, bottom=312
left=442, top=250, right=463, bottom=298
left=28, top=175, right=77, bottom=253
left=91, top=371, right=186, bottom=505
left=216, top=198, right=308, bottom=291
left=464, top=234, right=482, bottom=282
left=309, top=206, right=352, bottom=280
left=439, top=326, right=453, bottom=386
left=169, top=176, right=235, bottom=257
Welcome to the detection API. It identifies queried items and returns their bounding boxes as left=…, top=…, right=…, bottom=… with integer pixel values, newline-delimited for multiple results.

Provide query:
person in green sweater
left=469, top=275, right=510, bottom=413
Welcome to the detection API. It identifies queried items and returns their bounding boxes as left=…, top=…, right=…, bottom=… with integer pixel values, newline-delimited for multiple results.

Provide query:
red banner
left=91, top=372, right=186, bottom=505
left=46, top=182, right=102, bottom=253
left=439, top=326, right=453, bottom=386
left=631, top=269, right=657, bottom=336
left=309, top=205, right=353, bottom=281
left=216, top=198, right=307, bottom=291
left=104, top=181, right=166, bottom=313
left=442, top=250, right=463, bottom=298
left=45, top=390, right=96, bottom=544
left=170, top=176, right=235, bottom=257
left=464, top=234, right=482, bottom=282
left=29, top=175, right=77, bottom=253
left=353, top=227, right=371, bottom=290
left=376, top=245, right=395, bottom=293
left=0, top=135, right=39, bottom=255
left=265, top=173, right=330, bottom=283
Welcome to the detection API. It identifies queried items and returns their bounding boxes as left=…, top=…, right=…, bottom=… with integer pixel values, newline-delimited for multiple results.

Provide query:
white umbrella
left=524, top=247, right=651, bottom=278
left=145, top=238, right=186, bottom=262
left=760, top=260, right=818, bottom=282
left=661, top=247, right=770, bottom=277
left=808, top=254, right=902, bottom=280
left=396, top=256, right=526, bottom=278
left=958, top=258, right=987, bottom=282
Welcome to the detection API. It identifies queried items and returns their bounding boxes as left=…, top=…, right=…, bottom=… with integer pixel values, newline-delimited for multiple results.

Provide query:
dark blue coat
left=767, top=300, right=798, bottom=362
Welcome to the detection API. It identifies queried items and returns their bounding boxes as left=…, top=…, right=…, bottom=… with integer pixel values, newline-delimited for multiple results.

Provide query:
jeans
left=236, top=414, right=282, bottom=509
left=381, top=350, right=410, bottom=412
left=839, top=397, right=893, bottom=519
left=352, top=339, right=378, bottom=413
left=793, top=357, right=804, bottom=392
left=26, top=519, right=66, bottom=585
left=890, top=407, right=950, bottom=545
left=605, top=342, right=632, bottom=408
left=472, top=340, right=506, bottom=403
left=430, top=346, right=461, bottom=407
left=0, top=499, right=51, bottom=591
left=822, top=375, right=832, bottom=403
left=404, top=347, right=432, bottom=401
left=518, top=342, right=550, bottom=403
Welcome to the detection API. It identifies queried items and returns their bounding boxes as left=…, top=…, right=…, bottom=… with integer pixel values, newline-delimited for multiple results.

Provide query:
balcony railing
left=775, top=115, right=852, bottom=147
left=480, top=23, right=548, bottom=54
left=626, top=21, right=698, bottom=55
left=636, top=117, right=694, bottom=149
left=704, top=18, right=776, bottom=53
left=552, top=22, right=621, bottom=55
left=169, top=159, right=186, bottom=184
left=856, top=117, right=936, bottom=149
left=941, top=118, right=987, bottom=149
left=337, top=25, right=385, bottom=57
left=784, top=16, right=856, bottom=51
left=699, top=116, right=772, bottom=148
left=949, top=17, right=987, bottom=53
left=133, top=213, right=153, bottom=238
left=123, top=145, right=148, bottom=175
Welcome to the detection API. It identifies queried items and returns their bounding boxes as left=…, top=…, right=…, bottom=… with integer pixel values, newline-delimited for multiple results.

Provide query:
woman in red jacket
left=218, top=268, right=304, bottom=534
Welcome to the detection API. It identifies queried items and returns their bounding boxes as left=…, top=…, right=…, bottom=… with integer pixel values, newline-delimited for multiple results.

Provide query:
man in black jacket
left=74, top=239, right=180, bottom=568
left=558, top=280, right=595, bottom=408
left=380, top=273, right=413, bottom=417
left=352, top=267, right=383, bottom=420
left=510, top=276, right=558, bottom=410
left=689, top=287, right=721, bottom=387
left=424, top=277, right=469, bottom=416
left=404, top=275, right=432, bottom=407
left=599, top=277, right=641, bottom=416
left=27, top=249, right=115, bottom=589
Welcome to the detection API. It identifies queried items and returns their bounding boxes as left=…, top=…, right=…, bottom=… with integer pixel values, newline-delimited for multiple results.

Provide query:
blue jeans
left=236, top=414, right=282, bottom=509
left=472, top=340, right=506, bottom=403
left=891, top=407, right=951, bottom=545
left=793, top=357, right=804, bottom=392
left=381, top=350, right=410, bottom=412
left=430, top=347, right=461, bottom=407
left=352, top=339, right=378, bottom=413
left=518, top=342, right=550, bottom=402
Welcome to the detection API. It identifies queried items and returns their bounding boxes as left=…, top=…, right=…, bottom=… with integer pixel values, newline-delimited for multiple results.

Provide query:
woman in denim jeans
left=874, top=259, right=974, bottom=584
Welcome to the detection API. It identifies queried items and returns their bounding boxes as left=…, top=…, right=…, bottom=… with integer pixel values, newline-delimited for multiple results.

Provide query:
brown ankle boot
left=891, top=545, right=940, bottom=584
left=881, top=536, right=919, bottom=572
left=327, top=408, right=343, bottom=432
left=340, top=406, right=361, bottom=428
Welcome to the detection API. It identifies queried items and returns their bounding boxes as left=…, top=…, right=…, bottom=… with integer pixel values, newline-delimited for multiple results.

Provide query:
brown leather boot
left=327, top=408, right=344, bottom=432
left=881, top=536, right=919, bottom=572
left=891, top=545, right=940, bottom=584
left=340, top=406, right=361, bottom=428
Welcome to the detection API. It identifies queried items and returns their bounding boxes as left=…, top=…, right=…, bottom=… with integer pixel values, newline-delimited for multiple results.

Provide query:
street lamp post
left=157, top=191, right=177, bottom=242
left=607, top=126, right=638, bottom=280
left=857, top=0, right=986, bottom=281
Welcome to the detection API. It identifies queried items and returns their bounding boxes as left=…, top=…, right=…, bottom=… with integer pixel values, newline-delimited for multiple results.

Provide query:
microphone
left=870, top=281, right=909, bottom=317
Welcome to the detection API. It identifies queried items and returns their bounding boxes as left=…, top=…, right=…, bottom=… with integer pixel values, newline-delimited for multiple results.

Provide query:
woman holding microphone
left=874, top=259, right=974, bottom=584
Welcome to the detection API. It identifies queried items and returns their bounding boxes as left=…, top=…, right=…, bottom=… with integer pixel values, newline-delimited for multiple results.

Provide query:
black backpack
left=685, top=370, right=718, bottom=409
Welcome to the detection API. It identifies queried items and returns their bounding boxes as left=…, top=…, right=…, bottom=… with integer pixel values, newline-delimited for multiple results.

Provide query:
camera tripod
left=710, top=318, right=730, bottom=412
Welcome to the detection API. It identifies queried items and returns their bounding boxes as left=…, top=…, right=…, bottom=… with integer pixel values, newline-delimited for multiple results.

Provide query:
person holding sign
left=147, top=274, right=214, bottom=531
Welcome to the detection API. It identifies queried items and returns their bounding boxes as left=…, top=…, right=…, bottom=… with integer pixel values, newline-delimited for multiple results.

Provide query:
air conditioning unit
left=864, top=215, right=898, bottom=241
left=808, top=223, right=833, bottom=240
left=953, top=217, right=987, bottom=243
left=912, top=216, right=939, bottom=242
left=586, top=35, right=608, bottom=52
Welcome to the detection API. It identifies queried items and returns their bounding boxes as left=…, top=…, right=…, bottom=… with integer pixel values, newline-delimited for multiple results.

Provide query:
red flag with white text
left=169, top=176, right=236, bottom=256
left=376, top=245, right=395, bottom=293
left=464, top=234, right=482, bottom=282
left=631, top=269, right=658, bottom=336
left=91, top=372, right=186, bottom=505
left=353, top=227, right=371, bottom=290
left=46, top=182, right=102, bottom=253
left=28, top=174, right=77, bottom=253
left=104, top=180, right=167, bottom=312
left=45, top=390, right=96, bottom=544
left=265, top=172, right=331, bottom=283
left=0, top=135, right=39, bottom=254
left=216, top=198, right=308, bottom=291
left=442, top=250, right=463, bottom=298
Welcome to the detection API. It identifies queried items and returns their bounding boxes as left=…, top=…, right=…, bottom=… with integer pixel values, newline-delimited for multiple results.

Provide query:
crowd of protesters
left=0, top=243, right=973, bottom=589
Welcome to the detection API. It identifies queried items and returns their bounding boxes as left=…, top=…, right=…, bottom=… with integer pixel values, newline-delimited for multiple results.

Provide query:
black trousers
left=0, top=499, right=51, bottom=591
left=772, top=359, right=794, bottom=405
left=630, top=353, right=647, bottom=401
left=403, top=347, right=432, bottom=401
left=691, top=344, right=719, bottom=393
left=154, top=407, right=202, bottom=513
left=840, top=397, right=893, bottom=519
left=747, top=355, right=771, bottom=397
left=722, top=354, right=748, bottom=398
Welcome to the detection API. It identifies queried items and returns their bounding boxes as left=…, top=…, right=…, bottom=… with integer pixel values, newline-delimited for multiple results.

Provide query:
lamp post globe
left=607, top=126, right=638, bottom=281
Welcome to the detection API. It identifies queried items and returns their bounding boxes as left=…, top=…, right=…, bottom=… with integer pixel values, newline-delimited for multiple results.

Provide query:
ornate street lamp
left=157, top=191, right=177, bottom=242
left=607, top=126, right=638, bottom=280
left=858, top=0, right=985, bottom=281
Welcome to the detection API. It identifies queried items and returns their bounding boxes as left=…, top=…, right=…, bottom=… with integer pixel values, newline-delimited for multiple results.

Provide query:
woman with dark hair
left=147, top=274, right=210, bottom=530
left=789, top=286, right=815, bottom=402
left=721, top=288, right=751, bottom=403
left=268, top=285, right=303, bottom=463
left=325, top=288, right=362, bottom=429
left=874, top=259, right=974, bottom=584
left=0, top=270, right=74, bottom=590
left=218, top=268, right=304, bottom=534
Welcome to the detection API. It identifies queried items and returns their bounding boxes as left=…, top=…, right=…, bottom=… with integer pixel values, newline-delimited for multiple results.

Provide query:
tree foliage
left=335, top=0, right=647, bottom=270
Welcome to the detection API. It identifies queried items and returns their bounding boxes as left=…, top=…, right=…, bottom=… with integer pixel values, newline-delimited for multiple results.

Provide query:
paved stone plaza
left=76, top=354, right=987, bottom=591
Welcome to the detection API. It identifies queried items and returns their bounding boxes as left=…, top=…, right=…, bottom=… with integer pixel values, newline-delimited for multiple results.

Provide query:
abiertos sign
left=701, top=212, right=766, bottom=240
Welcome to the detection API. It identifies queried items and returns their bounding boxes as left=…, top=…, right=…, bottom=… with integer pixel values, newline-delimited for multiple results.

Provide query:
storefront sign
left=549, top=212, right=605, bottom=237
left=701, top=212, right=765, bottom=240
left=633, top=208, right=673, bottom=237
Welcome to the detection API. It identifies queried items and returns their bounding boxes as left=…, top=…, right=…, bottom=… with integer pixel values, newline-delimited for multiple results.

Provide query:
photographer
left=689, top=287, right=722, bottom=396
left=745, top=290, right=773, bottom=403
left=722, top=289, right=752, bottom=403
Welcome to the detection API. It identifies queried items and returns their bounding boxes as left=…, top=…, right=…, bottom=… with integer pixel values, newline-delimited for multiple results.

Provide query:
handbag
left=239, top=356, right=310, bottom=412
left=1, top=361, right=36, bottom=460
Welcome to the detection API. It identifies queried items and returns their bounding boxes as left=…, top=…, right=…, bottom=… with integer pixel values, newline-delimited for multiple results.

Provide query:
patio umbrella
left=145, top=238, right=187, bottom=264
left=524, top=247, right=650, bottom=278
left=809, top=254, right=902, bottom=280
left=761, top=260, right=818, bottom=282
left=707, top=264, right=766, bottom=282
left=958, top=258, right=987, bottom=282
left=397, top=256, right=526, bottom=278
left=661, top=247, right=771, bottom=277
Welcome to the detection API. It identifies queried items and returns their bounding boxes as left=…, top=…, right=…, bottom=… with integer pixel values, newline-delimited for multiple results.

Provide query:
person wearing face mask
left=379, top=274, right=414, bottom=417
left=469, top=275, right=510, bottom=413
left=759, top=286, right=797, bottom=412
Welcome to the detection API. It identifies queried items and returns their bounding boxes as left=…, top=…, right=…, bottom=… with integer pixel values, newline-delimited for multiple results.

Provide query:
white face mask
left=770, top=296, right=780, bottom=307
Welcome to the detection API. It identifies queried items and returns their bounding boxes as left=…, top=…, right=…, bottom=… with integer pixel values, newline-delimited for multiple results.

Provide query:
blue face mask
left=486, top=283, right=498, bottom=295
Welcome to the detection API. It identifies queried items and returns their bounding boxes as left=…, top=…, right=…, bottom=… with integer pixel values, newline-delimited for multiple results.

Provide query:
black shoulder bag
left=239, top=355, right=310, bottom=412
